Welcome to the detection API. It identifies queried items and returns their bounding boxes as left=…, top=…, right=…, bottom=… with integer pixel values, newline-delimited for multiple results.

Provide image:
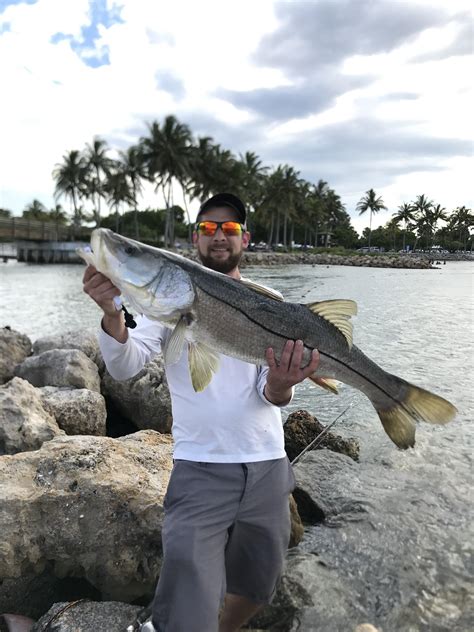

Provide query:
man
left=83, top=193, right=319, bottom=632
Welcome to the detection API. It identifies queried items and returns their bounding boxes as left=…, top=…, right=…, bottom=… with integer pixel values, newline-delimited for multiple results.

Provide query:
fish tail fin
left=307, top=375, right=340, bottom=395
left=377, top=383, right=457, bottom=449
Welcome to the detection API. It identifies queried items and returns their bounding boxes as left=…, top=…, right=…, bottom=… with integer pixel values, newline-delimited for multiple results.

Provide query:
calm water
left=1, top=259, right=473, bottom=627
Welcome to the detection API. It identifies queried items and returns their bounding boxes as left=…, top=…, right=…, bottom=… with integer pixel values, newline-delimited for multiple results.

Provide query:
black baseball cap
left=197, top=193, right=247, bottom=224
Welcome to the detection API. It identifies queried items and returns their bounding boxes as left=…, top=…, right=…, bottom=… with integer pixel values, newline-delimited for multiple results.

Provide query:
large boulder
left=284, top=409, right=360, bottom=463
left=15, top=349, right=101, bottom=393
left=0, top=377, right=64, bottom=455
left=0, top=327, right=32, bottom=384
left=31, top=601, right=142, bottom=632
left=102, top=358, right=172, bottom=433
left=32, top=330, right=104, bottom=373
left=0, top=431, right=173, bottom=606
left=40, top=387, right=107, bottom=436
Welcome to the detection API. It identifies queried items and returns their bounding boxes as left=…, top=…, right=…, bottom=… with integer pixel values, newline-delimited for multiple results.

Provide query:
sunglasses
left=195, top=220, right=245, bottom=237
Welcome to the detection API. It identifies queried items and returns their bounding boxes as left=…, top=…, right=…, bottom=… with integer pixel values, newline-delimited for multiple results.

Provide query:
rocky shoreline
left=1, top=326, right=469, bottom=631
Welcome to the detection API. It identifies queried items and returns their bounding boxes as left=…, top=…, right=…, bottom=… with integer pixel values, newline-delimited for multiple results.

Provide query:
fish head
left=90, top=228, right=195, bottom=319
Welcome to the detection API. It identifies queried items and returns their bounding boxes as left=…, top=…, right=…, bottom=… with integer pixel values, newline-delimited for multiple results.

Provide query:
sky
left=0, top=0, right=472, bottom=234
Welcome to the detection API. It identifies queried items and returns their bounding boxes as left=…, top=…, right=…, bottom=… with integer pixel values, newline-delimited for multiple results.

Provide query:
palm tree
left=392, top=202, right=416, bottom=251
left=84, top=137, right=112, bottom=226
left=356, top=189, right=387, bottom=249
left=411, top=194, right=433, bottom=250
left=119, top=145, right=145, bottom=239
left=449, top=206, right=474, bottom=251
left=429, top=204, right=447, bottom=249
left=53, top=150, right=87, bottom=231
left=104, top=165, right=133, bottom=233
left=22, top=199, right=48, bottom=221
left=140, top=116, right=193, bottom=247
left=49, top=203, right=69, bottom=225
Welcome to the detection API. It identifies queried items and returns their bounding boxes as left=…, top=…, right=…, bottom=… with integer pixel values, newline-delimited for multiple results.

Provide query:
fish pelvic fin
left=307, top=375, right=340, bottom=395
left=306, top=299, right=357, bottom=348
left=188, top=342, right=220, bottom=392
left=163, top=317, right=188, bottom=365
left=377, top=384, right=457, bottom=449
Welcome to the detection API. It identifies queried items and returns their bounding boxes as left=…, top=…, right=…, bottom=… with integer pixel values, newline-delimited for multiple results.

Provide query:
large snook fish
left=80, top=228, right=457, bottom=449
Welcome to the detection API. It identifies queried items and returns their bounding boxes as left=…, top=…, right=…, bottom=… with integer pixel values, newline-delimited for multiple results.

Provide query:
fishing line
left=291, top=401, right=357, bottom=466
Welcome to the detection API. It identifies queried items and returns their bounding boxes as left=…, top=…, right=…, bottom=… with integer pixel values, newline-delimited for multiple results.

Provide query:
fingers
left=82, top=265, right=121, bottom=315
left=267, top=340, right=320, bottom=376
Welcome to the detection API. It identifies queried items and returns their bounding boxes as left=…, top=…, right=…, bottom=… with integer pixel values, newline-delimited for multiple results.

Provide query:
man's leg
left=152, top=461, right=246, bottom=632
left=218, top=593, right=263, bottom=632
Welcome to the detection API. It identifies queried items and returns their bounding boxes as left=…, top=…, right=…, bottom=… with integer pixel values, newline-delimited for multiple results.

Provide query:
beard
left=198, top=249, right=243, bottom=274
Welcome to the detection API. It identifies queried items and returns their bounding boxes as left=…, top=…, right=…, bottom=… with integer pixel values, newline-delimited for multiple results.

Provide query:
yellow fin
left=239, top=278, right=284, bottom=301
left=377, top=384, right=457, bottom=449
left=306, top=299, right=357, bottom=347
left=307, top=375, right=340, bottom=395
left=188, top=342, right=220, bottom=392
left=163, top=317, right=187, bottom=365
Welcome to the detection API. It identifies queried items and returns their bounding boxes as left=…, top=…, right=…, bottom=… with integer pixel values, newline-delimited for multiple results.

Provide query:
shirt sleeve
left=255, top=364, right=295, bottom=408
left=98, top=314, right=167, bottom=381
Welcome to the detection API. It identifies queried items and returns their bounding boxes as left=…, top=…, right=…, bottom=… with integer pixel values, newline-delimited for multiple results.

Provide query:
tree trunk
left=368, top=210, right=372, bottom=249
left=275, top=211, right=280, bottom=247
left=267, top=213, right=274, bottom=247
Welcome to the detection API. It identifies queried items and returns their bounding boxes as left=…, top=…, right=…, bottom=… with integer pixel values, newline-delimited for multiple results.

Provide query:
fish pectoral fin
left=305, top=299, right=357, bottom=348
left=307, top=375, right=340, bottom=395
left=188, top=342, right=220, bottom=392
left=163, top=317, right=188, bottom=365
left=238, top=278, right=284, bottom=301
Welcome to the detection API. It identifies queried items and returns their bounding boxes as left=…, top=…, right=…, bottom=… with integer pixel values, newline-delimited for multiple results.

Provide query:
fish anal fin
left=163, top=317, right=188, bottom=365
left=307, top=375, right=340, bottom=395
left=305, top=299, right=357, bottom=348
left=188, top=342, right=220, bottom=392
left=239, top=278, right=284, bottom=301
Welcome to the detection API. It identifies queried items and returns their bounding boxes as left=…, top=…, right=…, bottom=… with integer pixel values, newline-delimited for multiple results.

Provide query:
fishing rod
left=290, top=401, right=356, bottom=466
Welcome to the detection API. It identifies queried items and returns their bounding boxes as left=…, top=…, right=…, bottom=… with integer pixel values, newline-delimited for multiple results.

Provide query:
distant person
left=83, top=193, right=319, bottom=632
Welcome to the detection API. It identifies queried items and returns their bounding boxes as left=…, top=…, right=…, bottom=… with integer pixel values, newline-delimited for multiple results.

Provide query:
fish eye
left=124, top=246, right=137, bottom=255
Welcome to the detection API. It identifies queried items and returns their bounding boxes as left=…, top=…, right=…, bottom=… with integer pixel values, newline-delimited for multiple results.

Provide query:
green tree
left=48, top=203, right=69, bottom=224
left=392, top=202, right=415, bottom=251
left=356, top=189, right=387, bottom=249
left=53, top=150, right=87, bottom=230
left=22, top=199, right=49, bottom=221
left=449, top=206, right=474, bottom=251
left=84, top=137, right=113, bottom=226
left=104, top=164, right=134, bottom=233
left=0, top=208, right=12, bottom=218
left=119, top=145, right=145, bottom=239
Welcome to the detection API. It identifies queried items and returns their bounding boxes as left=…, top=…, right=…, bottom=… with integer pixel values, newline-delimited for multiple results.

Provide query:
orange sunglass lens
left=197, top=221, right=243, bottom=236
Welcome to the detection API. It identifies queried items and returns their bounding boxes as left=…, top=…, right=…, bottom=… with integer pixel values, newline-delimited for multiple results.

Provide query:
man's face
left=193, top=206, right=250, bottom=274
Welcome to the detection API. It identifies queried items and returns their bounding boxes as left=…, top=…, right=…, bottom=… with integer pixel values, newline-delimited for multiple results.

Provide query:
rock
left=0, top=377, right=64, bottom=455
left=0, top=327, right=32, bottom=384
left=15, top=349, right=101, bottom=393
left=32, top=330, right=101, bottom=368
left=0, top=614, right=34, bottom=632
left=284, top=409, right=360, bottom=462
left=102, top=358, right=172, bottom=433
left=0, top=431, right=173, bottom=604
left=354, top=625, right=380, bottom=632
left=31, top=601, right=142, bottom=632
left=39, top=388, right=107, bottom=436
left=289, top=494, right=304, bottom=548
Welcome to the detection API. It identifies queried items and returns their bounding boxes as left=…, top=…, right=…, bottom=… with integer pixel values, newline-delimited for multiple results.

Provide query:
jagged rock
left=0, top=377, right=64, bottom=455
left=31, top=601, right=142, bottom=632
left=40, top=387, right=107, bottom=436
left=14, top=349, right=101, bottom=393
left=0, top=431, right=173, bottom=605
left=32, top=330, right=104, bottom=374
left=102, top=358, right=172, bottom=433
left=284, top=409, right=360, bottom=462
left=0, top=327, right=32, bottom=384
left=289, top=495, right=304, bottom=548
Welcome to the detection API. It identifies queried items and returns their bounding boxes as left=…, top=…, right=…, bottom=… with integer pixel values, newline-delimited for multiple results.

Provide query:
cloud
left=155, top=70, right=185, bottom=100
left=411, top=16, right=473, bottom=62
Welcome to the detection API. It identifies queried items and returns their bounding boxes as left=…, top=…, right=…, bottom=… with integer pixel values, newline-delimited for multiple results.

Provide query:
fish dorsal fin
left=188, top=342, right=220, bottom=392
left=306, top=299, right=357, bottom=348
left=239, top=278, right=284, bottom=301
left=163, top=317, right=188, bottom=365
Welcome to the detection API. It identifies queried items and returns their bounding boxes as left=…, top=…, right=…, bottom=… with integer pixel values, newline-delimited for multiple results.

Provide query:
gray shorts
left=151, top=457, right=295, bottom=632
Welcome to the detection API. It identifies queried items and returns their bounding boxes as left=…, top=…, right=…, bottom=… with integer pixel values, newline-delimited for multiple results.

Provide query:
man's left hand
left=264, top=340, right=320, bottom=406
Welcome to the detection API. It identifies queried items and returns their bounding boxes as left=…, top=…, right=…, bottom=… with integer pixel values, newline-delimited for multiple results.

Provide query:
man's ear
left=192, top=231, right=198, bottom=245
left=242, top=231, right=251, bottom=249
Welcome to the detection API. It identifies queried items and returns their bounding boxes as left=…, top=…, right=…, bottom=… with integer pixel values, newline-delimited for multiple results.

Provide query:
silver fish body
left=80, top=228, right=457, bottom=449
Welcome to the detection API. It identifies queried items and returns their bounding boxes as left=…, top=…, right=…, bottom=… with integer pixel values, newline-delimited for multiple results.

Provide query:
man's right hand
left=83, top=265, right=128, bottom=342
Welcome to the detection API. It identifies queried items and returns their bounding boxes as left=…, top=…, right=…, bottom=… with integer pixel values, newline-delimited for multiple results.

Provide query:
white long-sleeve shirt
left=99, top=314, right=291, bottom=463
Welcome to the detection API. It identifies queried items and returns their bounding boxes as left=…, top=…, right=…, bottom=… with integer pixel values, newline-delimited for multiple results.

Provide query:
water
left=1, top=259, right=473, bottom=628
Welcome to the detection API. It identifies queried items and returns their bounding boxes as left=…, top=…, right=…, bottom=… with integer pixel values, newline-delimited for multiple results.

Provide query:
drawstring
left=121, top=305, right=137, bottom=328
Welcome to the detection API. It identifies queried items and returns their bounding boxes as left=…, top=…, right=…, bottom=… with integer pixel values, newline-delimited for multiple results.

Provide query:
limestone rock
left=284, top=409, right=360, bottom=462
left=0, top=327, right=32, bottom=384
left=31, top=601, right=142, bottom=632
left=40, top=387, right=107, bottom=436
left=289, top=494, right=304, bottom=548
left=102, top=358, right=172, bottom=433
left=0, top=377, right=64, bottom=455
left=0, top=431, right=173, bottom=601
left=15, top=349, right=101, bottom=393
left=33, top=330, right=104, bottom=373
